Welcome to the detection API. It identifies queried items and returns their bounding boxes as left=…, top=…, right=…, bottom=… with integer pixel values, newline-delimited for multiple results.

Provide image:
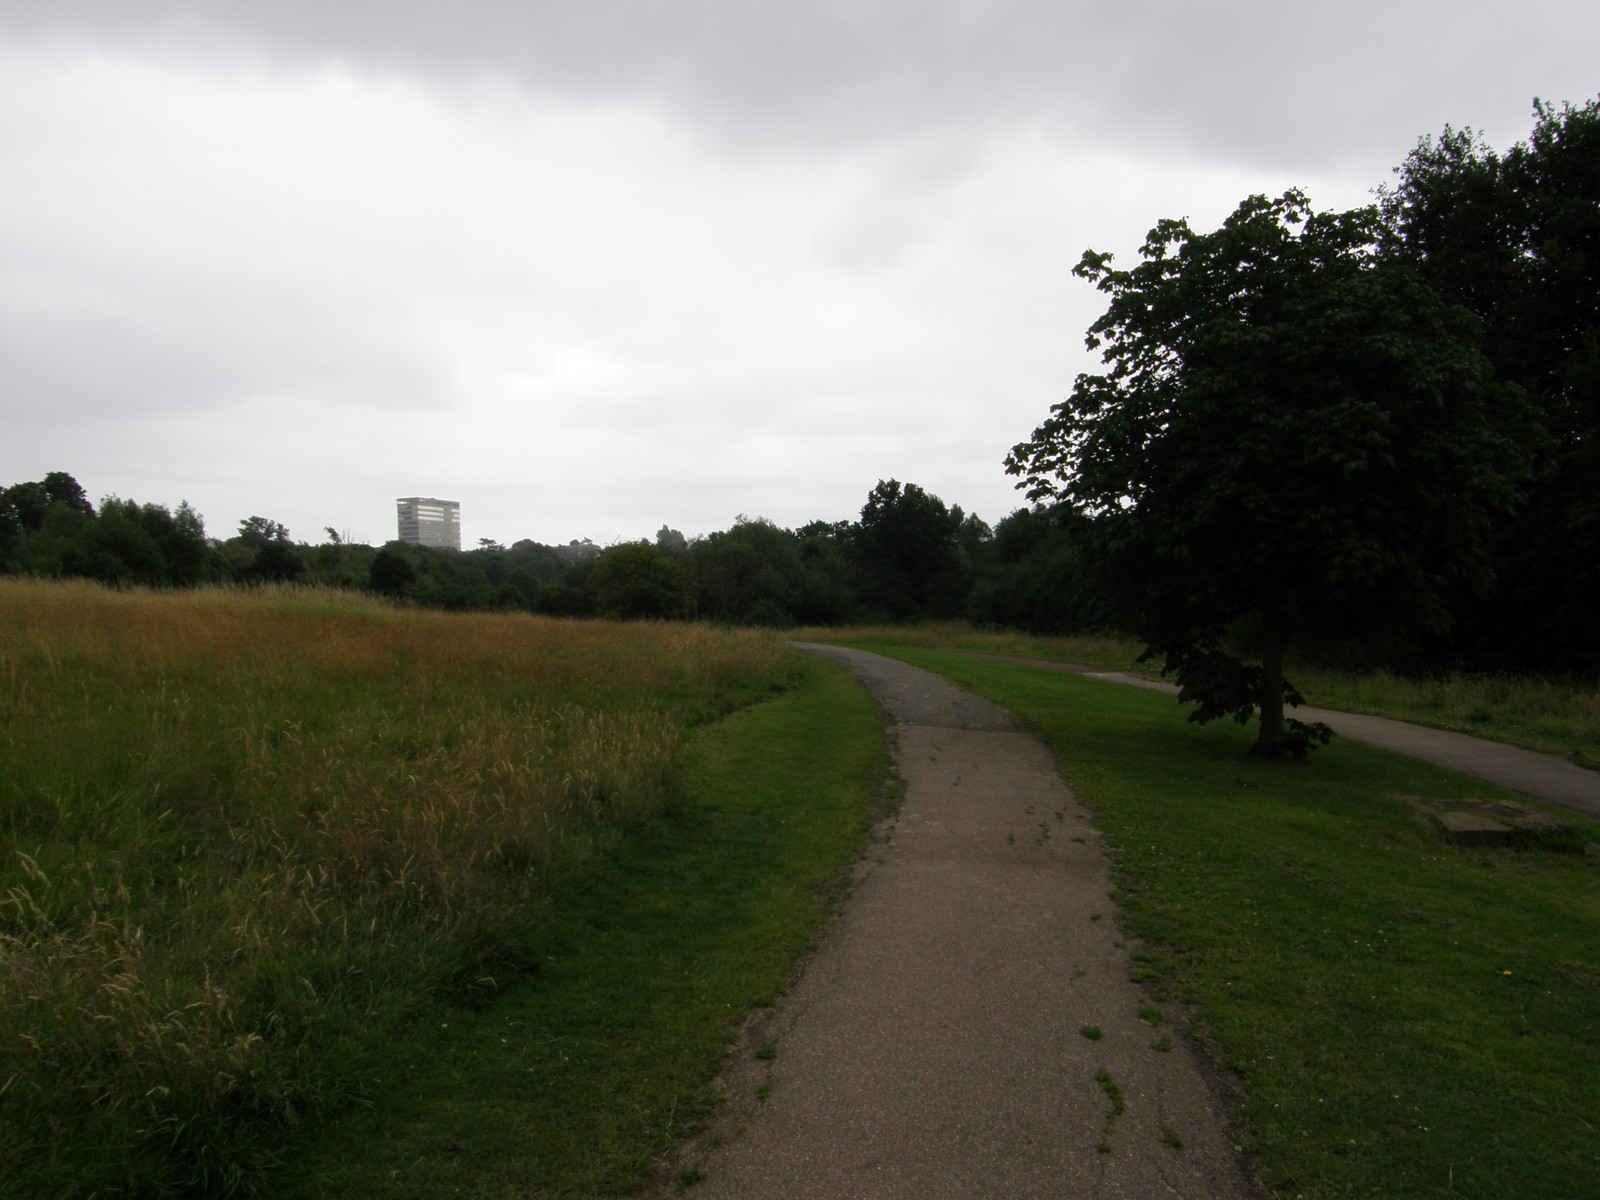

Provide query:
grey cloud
left=4, top=0, right=1594, bottom=547
left=5, top=1, right=1594, bottom=172
left=0, top=252, right=450, bottom=419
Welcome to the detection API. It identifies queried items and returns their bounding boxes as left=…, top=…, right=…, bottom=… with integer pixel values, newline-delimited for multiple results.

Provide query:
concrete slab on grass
left=1430, top=809, right=1516, bottom=846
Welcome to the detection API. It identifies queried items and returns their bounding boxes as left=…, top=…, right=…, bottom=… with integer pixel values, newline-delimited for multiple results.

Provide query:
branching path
left=667, top=645, right=1260, bottom=1200
left=947, top=652, right=1600, bottom=819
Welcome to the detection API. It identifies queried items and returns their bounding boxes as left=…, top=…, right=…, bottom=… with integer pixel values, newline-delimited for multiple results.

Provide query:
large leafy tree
left=590, top=542, right=691, bottom=621
left=970, top=504, right=1108, bottom=635
left=689, top=517, right=814, bottom=627
left=0, top=474, right=211, bottom=586
left=852, top=479, right=968, bottom=620
left=1, top=471, right=93, bottom=569
left=1384, top=99, right=1599, bottom=438
left=1382, top=98, right=1600, bottom=670
left=1007, top=191, right=1531, bottom=758
left=368, top=547, right=417, bottom=596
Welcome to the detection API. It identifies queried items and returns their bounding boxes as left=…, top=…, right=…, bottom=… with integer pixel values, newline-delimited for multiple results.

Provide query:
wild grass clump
left=0, top=579, right=791, bottom=1197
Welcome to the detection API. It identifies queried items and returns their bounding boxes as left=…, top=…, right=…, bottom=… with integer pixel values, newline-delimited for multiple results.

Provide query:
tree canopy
left=0, top=473, right=213, bottom=586
left=852, top=478, right=969, bottom=620
left=590, top=542, right=691, bottom=621
left=1007, top=190, right=1532, bottom=757
left=1382, top=98, right=1600, bottom=672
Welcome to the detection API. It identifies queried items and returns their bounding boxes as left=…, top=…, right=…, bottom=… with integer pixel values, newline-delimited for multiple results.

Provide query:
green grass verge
left=868, top=647, right=1600, bottom=1200
left=797, top=622, right=1600, bottom=767
left=281, top=651, right=885, bottom=1198
left=790, top=621, right=1147, bottom=673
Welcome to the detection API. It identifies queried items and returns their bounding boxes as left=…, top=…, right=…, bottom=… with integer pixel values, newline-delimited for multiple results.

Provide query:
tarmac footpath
left=950, top=652, right=1600, bottom=820
left=665, top=645, right=1260, bottom=1200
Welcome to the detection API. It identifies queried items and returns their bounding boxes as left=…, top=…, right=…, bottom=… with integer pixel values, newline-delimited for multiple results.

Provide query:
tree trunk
left=1251, top=608, right=1288, bottom=760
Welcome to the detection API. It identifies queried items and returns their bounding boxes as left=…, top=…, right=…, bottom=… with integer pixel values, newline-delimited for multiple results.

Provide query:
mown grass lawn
left=868, top=647, right=1600, bottom=1200
left=797, top=622, right=1600, bottom=766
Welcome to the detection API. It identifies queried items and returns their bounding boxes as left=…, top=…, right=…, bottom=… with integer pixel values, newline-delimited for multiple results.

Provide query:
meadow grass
left=0, top=580, right=807, bottom=1197
left=873, top=647, right=1600, bottom=1200
left=796, top=622, right=1600, bottom=765
left=279, top=650, right=886, bottom=1198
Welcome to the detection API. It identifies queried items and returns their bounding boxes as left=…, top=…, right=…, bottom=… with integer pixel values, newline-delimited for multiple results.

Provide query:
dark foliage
left=1007, top=190, right=1532, bottom=757
left=367, top=548, right=416, bottom=596
left=1141, top=642, right=1332, bottom=760
left=1382, top=97, right=1600, bottom=673
left=0, top=473, right=216, bottom=586
left=968, top=504, right=1109, bottom=634
left=687, top=517, right=847, bottom=626
left=590, top=542, right=691, bottom=620
left=851, top=479, right=970, bottom=620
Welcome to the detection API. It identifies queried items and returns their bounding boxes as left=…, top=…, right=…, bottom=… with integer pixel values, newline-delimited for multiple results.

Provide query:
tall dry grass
left=0, top=580, right=791, bottom=1197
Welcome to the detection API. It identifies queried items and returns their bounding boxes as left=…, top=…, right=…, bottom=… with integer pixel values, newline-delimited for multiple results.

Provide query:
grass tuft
left=1095, top=1066, right=1126, bottom=1136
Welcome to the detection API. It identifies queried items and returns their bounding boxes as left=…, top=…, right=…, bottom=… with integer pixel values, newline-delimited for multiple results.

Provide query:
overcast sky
left=2, top=2, right=1595, bottom=547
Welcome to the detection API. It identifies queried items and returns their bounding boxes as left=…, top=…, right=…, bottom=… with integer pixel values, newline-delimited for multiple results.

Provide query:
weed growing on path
left=1096, top=1067, right=1126, bottom=1141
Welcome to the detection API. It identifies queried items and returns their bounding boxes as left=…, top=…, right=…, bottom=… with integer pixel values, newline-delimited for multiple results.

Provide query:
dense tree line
left=0, top=465, right=1099, bottom=631
left=1378, top=99, right=1600, bottom=674
left=6, top=101, right=1591, bottom=690
left=0, top=472, right=213, bottom=588
left=0, top=475, right=600, bottom=611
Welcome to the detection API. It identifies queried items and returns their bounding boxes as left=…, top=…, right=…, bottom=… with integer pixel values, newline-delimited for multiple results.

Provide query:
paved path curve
left=667, top=645, right=1260, bottom=1200
left=948, top=653, right=1600, bottom=820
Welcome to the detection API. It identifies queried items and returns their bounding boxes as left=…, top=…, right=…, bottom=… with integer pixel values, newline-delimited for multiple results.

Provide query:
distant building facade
left=396, top=497, right=461, bottom=550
